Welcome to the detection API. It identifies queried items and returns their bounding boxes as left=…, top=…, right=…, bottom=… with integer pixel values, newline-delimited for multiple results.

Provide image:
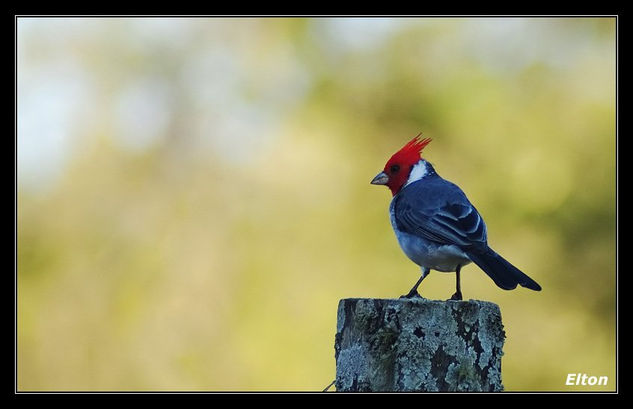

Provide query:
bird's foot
left=449, top=291, right=463, bottom=301
left=400, top=290, right=423, bottom=299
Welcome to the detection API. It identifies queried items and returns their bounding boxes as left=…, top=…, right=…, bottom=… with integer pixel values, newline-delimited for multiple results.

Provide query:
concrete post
left=334, top=298, right=505, bottom=392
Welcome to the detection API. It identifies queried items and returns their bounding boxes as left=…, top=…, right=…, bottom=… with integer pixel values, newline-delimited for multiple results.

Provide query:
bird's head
left=371, top=134, right=432, bottom=196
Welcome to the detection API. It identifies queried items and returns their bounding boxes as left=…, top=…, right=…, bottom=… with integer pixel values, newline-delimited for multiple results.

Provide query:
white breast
left=394, top=228, right=471, bottom=272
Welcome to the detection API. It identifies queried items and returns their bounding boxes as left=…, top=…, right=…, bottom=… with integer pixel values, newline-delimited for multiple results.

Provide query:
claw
left=400, top=291, right=423, bottom=299
left=449, top=291, right=463, bottom=301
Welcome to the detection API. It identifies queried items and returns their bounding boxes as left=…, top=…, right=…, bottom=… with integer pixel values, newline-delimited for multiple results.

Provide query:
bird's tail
left=465, top=247, right=541, bottom=291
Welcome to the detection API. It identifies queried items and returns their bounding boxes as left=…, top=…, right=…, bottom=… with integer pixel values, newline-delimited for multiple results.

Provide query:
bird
left=371, top=134, right=541, bottom=300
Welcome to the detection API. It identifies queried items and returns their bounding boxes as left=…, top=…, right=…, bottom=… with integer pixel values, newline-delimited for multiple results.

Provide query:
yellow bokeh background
left=17, top=17, right=616, bottom=391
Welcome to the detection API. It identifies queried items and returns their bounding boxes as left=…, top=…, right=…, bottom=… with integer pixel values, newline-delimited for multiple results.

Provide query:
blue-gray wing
left=392, top=178, right=488, bottom=249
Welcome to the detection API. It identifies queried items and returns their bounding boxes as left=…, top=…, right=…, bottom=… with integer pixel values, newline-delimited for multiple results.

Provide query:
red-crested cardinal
left=371, top=134, right=541, bottom=300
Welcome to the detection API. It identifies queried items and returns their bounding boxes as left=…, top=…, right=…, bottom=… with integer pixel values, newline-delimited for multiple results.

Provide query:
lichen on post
left=334, top=298, right=505, bottom=392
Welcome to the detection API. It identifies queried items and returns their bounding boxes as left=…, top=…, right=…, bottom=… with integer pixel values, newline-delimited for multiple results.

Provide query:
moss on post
left=334, top=298, right=505, bottom=392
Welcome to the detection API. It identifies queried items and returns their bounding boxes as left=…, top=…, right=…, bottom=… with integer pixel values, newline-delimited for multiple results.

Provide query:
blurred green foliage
left=17, top=17, right=615, bottom=391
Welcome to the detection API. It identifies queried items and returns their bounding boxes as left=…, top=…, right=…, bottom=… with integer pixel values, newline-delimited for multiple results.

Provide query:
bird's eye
left=390, top=164, right=400, bottom=173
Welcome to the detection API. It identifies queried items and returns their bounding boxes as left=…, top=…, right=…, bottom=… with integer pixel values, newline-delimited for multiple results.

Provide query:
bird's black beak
left=370, top=171, right=389, bottom=185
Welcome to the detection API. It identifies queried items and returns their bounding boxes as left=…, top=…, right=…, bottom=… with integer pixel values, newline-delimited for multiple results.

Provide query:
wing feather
left=392, top=177, right=488, bottom=249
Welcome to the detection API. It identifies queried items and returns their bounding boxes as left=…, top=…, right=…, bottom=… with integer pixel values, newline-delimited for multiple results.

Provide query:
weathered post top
left=334, top=297, right=505, bottom=392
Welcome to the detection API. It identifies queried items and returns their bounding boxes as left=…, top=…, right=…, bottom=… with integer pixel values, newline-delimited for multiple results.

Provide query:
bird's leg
left=450, top=265, right=463, bottom=301
left=401, top=268, right=430, bottom=299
